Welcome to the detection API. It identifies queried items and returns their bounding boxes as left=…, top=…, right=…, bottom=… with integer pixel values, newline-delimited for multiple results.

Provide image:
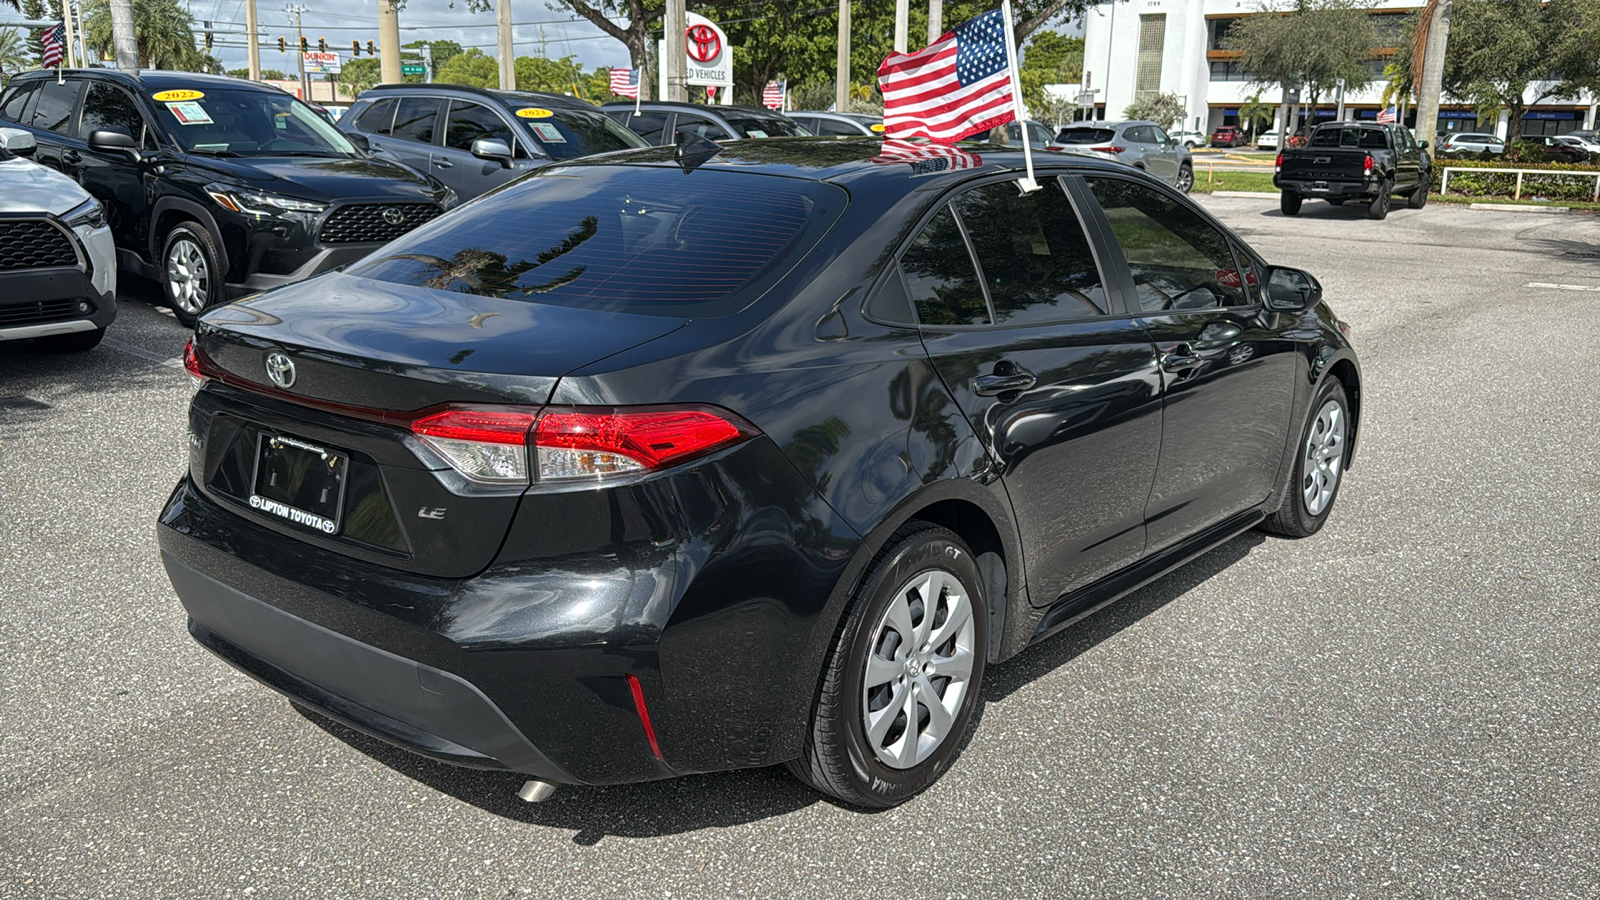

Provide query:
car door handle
left=1159, top=343, right=1204, bottom=372
left=433, top=158, right=453, bottom=168
left=972, top=367, right=1037, bottom=396
left=62, top=149, right=81, bottom=164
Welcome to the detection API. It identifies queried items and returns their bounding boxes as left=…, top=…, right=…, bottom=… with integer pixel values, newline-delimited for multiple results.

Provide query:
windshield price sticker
left=745, top=129, right=769, bottom=139
left=529, top=122, right=566, bottom=143
left=153, top=89, right=204, bottom=102
left=167, top=102, right=214, bottom=126
left=516, top=108, right=554, bottom=119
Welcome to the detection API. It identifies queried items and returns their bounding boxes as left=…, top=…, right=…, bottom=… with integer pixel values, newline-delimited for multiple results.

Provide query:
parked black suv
left=340, top=85, right=646, bottom=201
left=0, top=70, right=455, bottom=325
left=602, top=101, right=810, bottom=145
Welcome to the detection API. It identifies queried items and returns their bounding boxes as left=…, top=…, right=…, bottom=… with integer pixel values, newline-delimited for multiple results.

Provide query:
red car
left=1210, top=125, right=1242, bottom=148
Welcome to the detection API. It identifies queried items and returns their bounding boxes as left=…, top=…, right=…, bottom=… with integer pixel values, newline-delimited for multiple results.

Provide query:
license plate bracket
left=249, top=432, right=349, bottom=535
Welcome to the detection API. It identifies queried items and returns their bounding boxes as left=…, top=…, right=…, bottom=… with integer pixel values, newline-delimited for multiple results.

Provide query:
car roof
left=9, top=69, right=280, bottom=93
left=601, top=101, right=793, bottom=116
left=360, top=83, right=595, bottom=110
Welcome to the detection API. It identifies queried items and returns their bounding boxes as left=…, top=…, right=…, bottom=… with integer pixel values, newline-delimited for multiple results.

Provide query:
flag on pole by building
left=1375, top=106, right=1397, bottom=124
left=609, top=67, right=640, bottom=98
left=877, top=8, right=1016, bottom=144
left=762, top=80, right=786, bottom=111
left=40, top=23, right=66, bottom=68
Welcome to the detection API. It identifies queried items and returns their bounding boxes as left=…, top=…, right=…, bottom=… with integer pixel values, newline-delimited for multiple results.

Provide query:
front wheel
left=1280, top=191, right=1302, bottom=216
left=1260, top=379, right=1351, bottom=538
left=788, top=522, right=988, bottom=808
left=1175, top=164, right=1194, bottom=193
left=163, top=223, right=224, bottom=328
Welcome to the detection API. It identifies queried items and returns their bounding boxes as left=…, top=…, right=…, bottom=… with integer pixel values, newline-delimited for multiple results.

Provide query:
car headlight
left=62, top=198, right=107, bottom=230
left=205, top=184, right=328, bottom=216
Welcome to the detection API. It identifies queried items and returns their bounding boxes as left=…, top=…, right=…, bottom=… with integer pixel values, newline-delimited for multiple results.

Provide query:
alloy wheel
left=1301, top=399, right=1346, bottom=516
left=167, top=237, right=210, bottom=316
left=860, top=568, right=977, bottom=769
left=1176, top=166, right=1194, bottom=192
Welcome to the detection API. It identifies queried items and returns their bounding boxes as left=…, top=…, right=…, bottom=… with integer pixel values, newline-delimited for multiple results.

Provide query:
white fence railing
left=1439, top=166, right=1600, bottom=202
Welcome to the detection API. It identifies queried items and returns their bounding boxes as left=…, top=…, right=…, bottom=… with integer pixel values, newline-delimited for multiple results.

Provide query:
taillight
left=182, top=337, right=204, bottom=385
left=412, top=408, right=537, bottom=484
left=1364, top=154, right=1374, bottom=173
left=1275, top=152, right=1283, bottom=170
left=408, top=404, right=756, bottom=485
left=535, top=406, right=753, bottom=482
left=1091, top=145, right=1126, bottom=154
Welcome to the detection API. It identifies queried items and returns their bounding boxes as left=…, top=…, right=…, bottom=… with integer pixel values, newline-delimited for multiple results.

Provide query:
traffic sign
left=401, top=63, right=426, bottom=76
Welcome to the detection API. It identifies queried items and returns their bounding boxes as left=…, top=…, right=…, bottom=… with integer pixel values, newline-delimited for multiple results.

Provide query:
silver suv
left=1053, top=120, right=1194, bottom=192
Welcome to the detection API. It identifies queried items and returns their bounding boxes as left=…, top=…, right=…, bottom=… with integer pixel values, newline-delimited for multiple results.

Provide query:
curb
left=1209, top=190, right=1280, bottom=198
left=1467, top=203, right=1569, bottom=214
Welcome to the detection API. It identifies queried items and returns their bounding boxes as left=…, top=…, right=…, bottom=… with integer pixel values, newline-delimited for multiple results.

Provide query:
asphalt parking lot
left=3, top=198, right=1599, bottom=898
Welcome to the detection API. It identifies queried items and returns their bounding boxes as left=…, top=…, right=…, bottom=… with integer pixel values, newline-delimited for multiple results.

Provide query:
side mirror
left=0, top=127, right=37, bottom=157
left=1419, top=140, right=1429, bottom=150
left=88, top=128, right=140, bottom=161
left=471, top=138, right=514, bottom=168
left=1263, top=265, right=1323, bottom=313
left=345, top=131, right=370, bottom=153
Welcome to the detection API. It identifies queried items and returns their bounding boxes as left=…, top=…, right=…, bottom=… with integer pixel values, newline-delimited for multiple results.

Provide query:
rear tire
left=1280, top=191, right=1302, bottom=216
left=1366, top=184, right=1391, bottom=220
left=1407, top=176, right=1430, bottom=209
left=1260, top=379, right=1350, bottom=539
left=35, top=327, right=105, bottom=353
left=162, top=222, right=223, bottom=328
left=787, top=522, right=988, bottom=808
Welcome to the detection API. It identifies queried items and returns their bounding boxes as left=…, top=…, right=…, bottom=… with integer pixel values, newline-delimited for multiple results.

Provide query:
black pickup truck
left=1274, top=121, right=1432, bottom=220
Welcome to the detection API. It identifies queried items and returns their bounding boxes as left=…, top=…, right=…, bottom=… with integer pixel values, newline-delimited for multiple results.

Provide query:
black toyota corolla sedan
left=159, top=139, right=1361, bottom=808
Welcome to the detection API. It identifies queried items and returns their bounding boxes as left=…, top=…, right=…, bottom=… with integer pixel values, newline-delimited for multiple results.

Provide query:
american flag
left=1376, top=106, right=1397, bottom=124
left=878, top=9, right=1016, bottom=144
left=761, top=80, right=785, bottom=111
left=870, top=139, right=983, bottom=175
left=40, top=23, right=65, bottom=68
left=608, top=67, right=639, bottom=99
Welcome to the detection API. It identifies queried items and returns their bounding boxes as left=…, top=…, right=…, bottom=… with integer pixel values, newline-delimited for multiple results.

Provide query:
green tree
left=1124, top=91, right=1185, bottom=129
left=1237, top=92, right=1274, bottom=139
left=1435, top=0, right=1600, bottom=143
left=226, top=68, right=287, bottom=80
left=0, top=27, right=32, bottom=79
left=338, top=57, right=384, bottom=95
left=435, top=47, right=498, bottom=89
left=1227, top=0, right=1379, bottom=136
left=514, top=54, right=585, bottom=95
left=1019, top=32, right=1084, bottom=114
left=81, top=0, right=208, bottom=70
left=403, top=39, right=462, bottom=75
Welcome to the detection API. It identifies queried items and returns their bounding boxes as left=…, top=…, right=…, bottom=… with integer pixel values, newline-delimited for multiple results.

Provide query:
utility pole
left=894, top=0, right=908, bottom=53
left=58, top=0, right=77, bottom=67
left=1414, top=0, right=1451, bottom=148
left=246, top=0, right=260, bottom=80
left=496, top=0, right=514, bottom=90
left=108, top=0, right=138, bottom=68
left=836, top=0, right=850, bottom=113
left=928, top=0, right=942, bottom=43
left=664, top=0, right=686, bottom=102
left=378, top=0, right=401, bottom=85
left=287, top=5, right=308, bottom=100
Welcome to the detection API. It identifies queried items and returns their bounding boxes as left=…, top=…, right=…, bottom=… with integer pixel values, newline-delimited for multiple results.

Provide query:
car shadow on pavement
left=292, top=531, right=1267, bottom=842
left=1521, top=236, right=1600, bottom=260
left=0, top=342, right=178, bottom=421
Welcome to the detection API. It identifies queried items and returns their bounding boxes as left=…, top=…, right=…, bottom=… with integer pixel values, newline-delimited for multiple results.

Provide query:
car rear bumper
left=0, top=267, right=116, bottom=342
left=1275, top=176, right=1375, bottom=198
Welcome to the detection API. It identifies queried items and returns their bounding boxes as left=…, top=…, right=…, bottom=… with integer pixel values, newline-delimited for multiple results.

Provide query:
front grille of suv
left=0, top=220, right=78, bottom=270
left=0, top=298, right=79, bottom=327
left=318, top=203, right=442, bottom=244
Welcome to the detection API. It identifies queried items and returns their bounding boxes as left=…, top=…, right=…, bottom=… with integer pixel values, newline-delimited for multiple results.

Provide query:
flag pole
left=999, top=0, right=1038, bottom=192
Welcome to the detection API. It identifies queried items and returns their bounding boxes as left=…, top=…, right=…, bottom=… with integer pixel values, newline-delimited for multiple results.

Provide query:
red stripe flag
left=609, top=67, right=639, bottom=99
left=762, top=80, right=785, bottom=111
left=878, top=8, right=1016, bottom=144
left=40, top=23, right=66, bottom=68
left=870, top=139, right=983, bottom=175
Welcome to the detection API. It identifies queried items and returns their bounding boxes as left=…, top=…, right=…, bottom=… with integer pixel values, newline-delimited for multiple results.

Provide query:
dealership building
left=1073, top=0, right=1599, bottom=137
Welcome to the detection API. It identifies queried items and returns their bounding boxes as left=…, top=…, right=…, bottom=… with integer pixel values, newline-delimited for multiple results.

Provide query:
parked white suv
left=0, top=127, right=117, bottom=351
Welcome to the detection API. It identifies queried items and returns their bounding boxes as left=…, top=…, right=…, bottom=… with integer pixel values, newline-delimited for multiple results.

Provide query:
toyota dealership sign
left=683, top=12, right=730, bottom=88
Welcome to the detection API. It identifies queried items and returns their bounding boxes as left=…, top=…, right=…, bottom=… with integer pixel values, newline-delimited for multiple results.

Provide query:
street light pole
left=894, top=0, right=908, bottom=53
left=246, top=0, right=261, bottom=81
left=496, top=0, right=514, bottom=90
left=836, top=0, right=850, bottom=113
left=664, top=0, right=686, bottom=102
left=288, top=5, right=308, bottom=100
left=378, top=0, right=401, bottom=86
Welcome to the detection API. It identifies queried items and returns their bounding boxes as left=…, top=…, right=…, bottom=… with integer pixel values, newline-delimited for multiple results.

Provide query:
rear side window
left=1057, top=128, right=1114, bottom=145
left=617, top=111, right=669, bottom=144
left=954, top=179, right=1109, bottom=323
left=354, top=98, right=398, bottom=135
left=1086, top=177, right=1248, bottom=312
left=723, top=114, right=807, bottom=138
left=390, top=97, right=440, bottom=144
left=79, top=83, right=150, bottom=149
left=1, top=83, right=35, bottom=122
left=903, top=207, right=989, bottom=326
left=815, top=118, right=861, bottom=136
left=443, top=100, right=513, bottom=152
left=30, top=80, right=82, bottom=134
left=674, top=113, right=725, bottom=142
left=352, top=167, right=846, bottom=316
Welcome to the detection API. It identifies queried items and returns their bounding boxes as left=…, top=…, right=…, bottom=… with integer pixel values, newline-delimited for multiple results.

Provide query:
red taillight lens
left=411, top=408, right=537, bottom=484
left=1091, top=145, right=1126, bottom=154
left=1364, top=154, right=1374, bottom=172
left=534, top=406, right=752, bottom=482
left=182, top=337, right=204, bottom=384
left=1275, top=152, right=1283, bottom=169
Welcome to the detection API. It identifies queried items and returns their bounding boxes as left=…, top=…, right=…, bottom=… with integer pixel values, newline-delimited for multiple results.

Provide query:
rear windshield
left=1309, top=127, right=1389, bottom=149
left=1056, top=128, right=1115, bottom=144
left=722, top=114, right=810, bottom=139
left=351, top=166, right=847, bottom=316
left=523, top=106, right=648, bottom=160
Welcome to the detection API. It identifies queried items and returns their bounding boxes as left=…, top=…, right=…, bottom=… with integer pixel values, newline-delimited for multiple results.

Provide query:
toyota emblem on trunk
left=381, top=207, right=405, bottom=226
left=265, top=352, right=296, bottom=389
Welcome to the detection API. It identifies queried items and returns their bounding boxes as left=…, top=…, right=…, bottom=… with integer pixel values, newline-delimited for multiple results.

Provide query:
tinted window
left=79, top=84, right=149, bottom=149
left=1086, top=177, right=1248, bottom=312
left=618, top=111, right=669, bottom=144
left=352, top=167, right=845, bottom=315
left=1028, top=123, right=1053, bottom=145
left=354, top=97, right=398, bottom=135
left=1, top=83, right=34, bottom=123
left=816, top=118, right=861, bottom=136
left=674, top=113, right=725, bottom=141
left=519, top=107, right=645, bottom=160
left=30, top=80, right=81, bottom=134
left=1057, top=128, right=1115, bottom=145
left=1150, top=126, right=1171, bottom=145
left=954, top=180, right=1108, bottom=323
left=443, top=100, right=513, bottom=152
left=903, top=207, right=989, bottom=326
left=1309, top=127, right=1388, bottom=149
left=1124, top=125, right=1154, bottom=144
left=723, top=114, right=807, bottom=138
left=390, top=97, right=441, bottom=144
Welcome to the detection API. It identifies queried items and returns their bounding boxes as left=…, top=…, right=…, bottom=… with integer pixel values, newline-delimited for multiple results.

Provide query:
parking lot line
left=1525, top=281, right=1600, bottom=292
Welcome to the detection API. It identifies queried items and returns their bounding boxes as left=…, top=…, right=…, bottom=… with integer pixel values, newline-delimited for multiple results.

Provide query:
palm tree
left=0, top=27, right=31, bottom=81
left=81, top=0, right=208, bottom=70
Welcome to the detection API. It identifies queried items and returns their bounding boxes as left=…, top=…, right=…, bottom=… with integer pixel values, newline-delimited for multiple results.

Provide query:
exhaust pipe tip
left=517, top=779, right=559, bottom=803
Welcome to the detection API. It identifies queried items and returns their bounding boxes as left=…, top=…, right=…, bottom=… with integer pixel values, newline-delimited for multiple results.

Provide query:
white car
left=1256, top=130, right=1280, bottom=149
left=1169, top=129, right=1207, bottom=148
left=1556, top=134, right=1600, bottom=155
left=0, top=127, right=117, bottom=351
